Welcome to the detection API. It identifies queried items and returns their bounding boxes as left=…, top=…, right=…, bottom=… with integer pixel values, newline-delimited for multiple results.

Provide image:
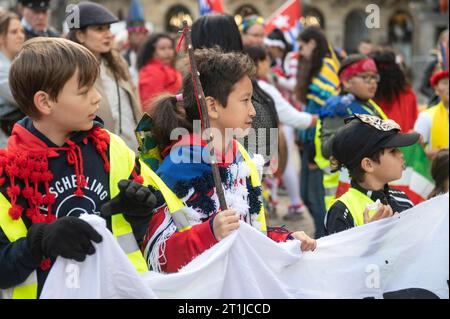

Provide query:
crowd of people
left=0, top=0, right=448, bottom=298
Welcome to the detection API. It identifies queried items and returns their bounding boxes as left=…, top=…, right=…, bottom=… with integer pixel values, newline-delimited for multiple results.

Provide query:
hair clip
left=176, top=93, right=183, bottom=102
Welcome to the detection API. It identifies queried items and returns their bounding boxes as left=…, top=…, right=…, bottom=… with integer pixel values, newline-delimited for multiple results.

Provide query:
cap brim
left=383, top=132, right=420, bottom=148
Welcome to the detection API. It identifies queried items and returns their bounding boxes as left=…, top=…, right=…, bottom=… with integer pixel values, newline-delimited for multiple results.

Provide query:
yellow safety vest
left=314, top=100, right=388, bottom=210
left=424, top=102, right=449, bottom=150
left=0, top=130, right=168, bottom=298
left=333, top=187, right=376, bottom=227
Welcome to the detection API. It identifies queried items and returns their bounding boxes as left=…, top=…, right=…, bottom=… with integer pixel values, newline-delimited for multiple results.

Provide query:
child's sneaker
left=283, top=204, right=306, bottom=221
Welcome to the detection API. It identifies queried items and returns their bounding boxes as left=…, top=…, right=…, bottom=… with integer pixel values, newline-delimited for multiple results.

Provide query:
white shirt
left=258, top=80, right=312, bottom=129
left=414, top=107, right=449, bottom=149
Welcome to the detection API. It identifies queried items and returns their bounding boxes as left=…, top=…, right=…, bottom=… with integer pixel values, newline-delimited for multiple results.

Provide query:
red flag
left=264, top=0, right=302, bottom=34
left=199, top=0, right=224, bottom=15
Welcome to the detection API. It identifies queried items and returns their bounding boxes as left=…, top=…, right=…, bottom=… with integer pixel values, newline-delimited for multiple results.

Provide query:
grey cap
left=67, top=1, right=119, bottom=30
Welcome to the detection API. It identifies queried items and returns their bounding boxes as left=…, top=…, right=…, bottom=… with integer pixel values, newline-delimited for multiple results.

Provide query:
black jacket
left=325, top=180, right=414, bottom=235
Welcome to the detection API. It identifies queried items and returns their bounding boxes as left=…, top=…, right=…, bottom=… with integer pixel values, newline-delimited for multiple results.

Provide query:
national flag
left=264, top=0, right=302, bottom=50
left=198, top=0, right=224, bottom=16
left=336, top=143, right=434, bottom=205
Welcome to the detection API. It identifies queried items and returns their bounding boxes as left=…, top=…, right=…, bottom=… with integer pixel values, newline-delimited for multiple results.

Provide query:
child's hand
left=213, top=210, right=240, bottom=241
left=363, top=204, right=393, bottom=224
left=291, top=231, right=317, bottom=252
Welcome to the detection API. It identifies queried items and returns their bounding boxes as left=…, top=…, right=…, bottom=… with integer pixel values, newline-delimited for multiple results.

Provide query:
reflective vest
left=314, top=100, right=388, bottom=210
left=147, top=141, right=268, bottom=235
left=0, top=131, right=160, bottom=298
left=424, top=102, right=449, bottom=150
left=333, top=187, right=376, bottom=227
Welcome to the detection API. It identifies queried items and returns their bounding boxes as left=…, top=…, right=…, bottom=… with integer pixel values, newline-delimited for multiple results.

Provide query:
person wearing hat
left=315, top=54, right=388, bottom=212
left=66, top=1, right=142, bottom=151
left=325, top=114, right=419, bottom=235
left=123, top=0, right=149, bottom=86
left=17, top=0, right=59, bottom=40
left=414, top=70, right=449, bottom=159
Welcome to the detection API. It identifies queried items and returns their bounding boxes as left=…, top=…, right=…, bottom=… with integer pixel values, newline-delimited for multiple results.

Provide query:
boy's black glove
left=27, top=216, right=103, bottom=263
left=100, top=180, right=157, bottom=225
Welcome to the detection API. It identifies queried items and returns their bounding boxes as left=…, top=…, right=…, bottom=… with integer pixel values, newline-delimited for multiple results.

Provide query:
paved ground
left=264, top=145, right=317, bottom=238
left=266, top=195, right=317, bottom=238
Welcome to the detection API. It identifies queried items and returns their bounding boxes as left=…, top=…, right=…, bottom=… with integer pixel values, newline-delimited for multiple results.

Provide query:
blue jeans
left=300, top=142, right=326, bottom=239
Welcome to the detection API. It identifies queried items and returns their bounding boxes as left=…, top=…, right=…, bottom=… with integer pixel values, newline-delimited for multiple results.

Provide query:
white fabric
left=258, top=80, right=312, bottom=129
left=40, top=214, right=157, bottom=299
left=41, top=194, right=449, bottom=299
left=99, top=61, right=138, bottom=151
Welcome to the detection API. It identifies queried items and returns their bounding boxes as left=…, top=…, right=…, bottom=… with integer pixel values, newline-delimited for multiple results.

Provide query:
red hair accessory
left=339, top=58, right=378, bottom=82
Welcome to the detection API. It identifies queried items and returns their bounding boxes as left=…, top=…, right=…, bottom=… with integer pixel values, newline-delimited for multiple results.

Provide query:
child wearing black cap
left=315, top=54, right=388, bottom=213
left=325, top=114, right=420, bottom=235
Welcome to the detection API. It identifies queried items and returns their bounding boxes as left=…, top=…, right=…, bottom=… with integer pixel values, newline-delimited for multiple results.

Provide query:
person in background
left=17, top=0, right=59, bottom=40
left=420, top=29, right=448, bottom=106
left=295, top=26, right=340, bottom=238
left=123, top=0, right=149, bottom=86
left=239, top=15, right=265, bottom=47
left=137, top=32, right=181, bottom=113
left=357, top=38, right=373, bottom=56
left=370, top=48, right=418, bottom=132
left=428, top=148, right=449, bottom=199
left=0, top=10, right=25, bottom=148
left=66, top=1, right=142, bottom=151
left=316, top=54, right=387, bottom=212
left=414, top=70, right=449, bottom=159
left=264, top=28, right=298, bottom=102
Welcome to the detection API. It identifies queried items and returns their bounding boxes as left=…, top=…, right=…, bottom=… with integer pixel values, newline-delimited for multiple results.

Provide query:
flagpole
left=180, top=21, right=228, bottom=211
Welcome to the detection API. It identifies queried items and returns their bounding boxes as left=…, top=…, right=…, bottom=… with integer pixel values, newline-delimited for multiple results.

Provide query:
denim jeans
left=300, top=142, right=326, bottom=238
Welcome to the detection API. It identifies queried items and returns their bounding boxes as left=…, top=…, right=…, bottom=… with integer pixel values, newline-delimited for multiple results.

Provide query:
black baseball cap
left=331, top=114, right=420, bottom=171
left=18, top=0, right=50, bottom=11
left=66, top=1, right=119, bottom=30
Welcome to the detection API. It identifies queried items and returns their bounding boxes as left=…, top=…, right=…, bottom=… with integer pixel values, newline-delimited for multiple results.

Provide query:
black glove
left=100, top=180, right=157, bottom=225
left=27, top=217, right=103, bottom=263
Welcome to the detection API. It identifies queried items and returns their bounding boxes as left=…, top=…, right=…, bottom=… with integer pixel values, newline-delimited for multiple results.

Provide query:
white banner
left=41, top=194, right=449, bottom=299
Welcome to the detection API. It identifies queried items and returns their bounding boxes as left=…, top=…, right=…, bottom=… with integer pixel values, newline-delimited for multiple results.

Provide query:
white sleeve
left=414, top=112, right=432, bottom=146
left=276, top=76, right=297, bottom=92
left=258, top=80, right=312, bottom=129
